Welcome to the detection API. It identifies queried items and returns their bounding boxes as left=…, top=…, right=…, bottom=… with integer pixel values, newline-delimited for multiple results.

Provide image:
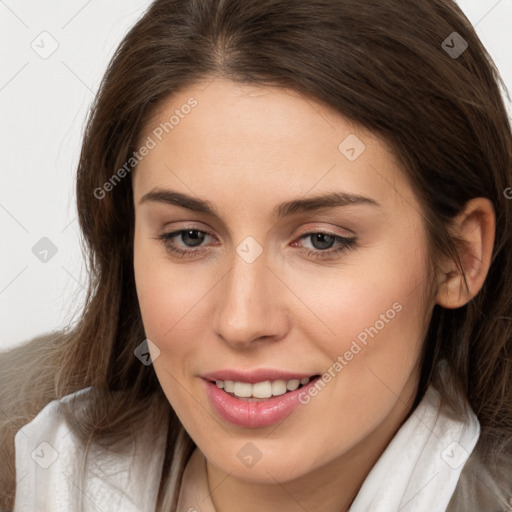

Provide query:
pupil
left=183, top=230, right=204, bottom=247
left=312, top=233, right=334, bottom=250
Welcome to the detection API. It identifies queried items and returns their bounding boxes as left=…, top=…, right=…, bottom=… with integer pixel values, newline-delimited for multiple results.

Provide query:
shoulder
left=14, top=386, right=93, bottom=450
left=13, top=387, right=168, bottom=512
left=447, top=440, right=512, bottom=512
left=0, top=330, right=67, bottom=412
left=13, top=387, right=95, bottom=510
left=0, top=330, right=72, bottom=511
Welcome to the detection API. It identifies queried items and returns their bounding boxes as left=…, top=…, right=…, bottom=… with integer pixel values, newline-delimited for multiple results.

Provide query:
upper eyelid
left=164, top=224, right=351, bottom=236
left=295, top=224, right=355, bottom=238
left=157, top=206, right=360, bottom=238
left=164, top=226, right=354, bottom=246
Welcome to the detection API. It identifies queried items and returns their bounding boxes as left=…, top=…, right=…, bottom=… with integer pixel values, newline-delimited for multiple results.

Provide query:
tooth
left=234, top=382, right=252, bottom=397
left=218, top=377, right=313, bottom=397
left=252, top=381, right=272, bottom=398
left=271, top=380, right=287, bottom=396
left=286, top=379, right=300, bottom=391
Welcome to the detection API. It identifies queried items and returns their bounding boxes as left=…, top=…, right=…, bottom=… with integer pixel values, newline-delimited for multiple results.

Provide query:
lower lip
left=204, top=377, right=320, bottom=428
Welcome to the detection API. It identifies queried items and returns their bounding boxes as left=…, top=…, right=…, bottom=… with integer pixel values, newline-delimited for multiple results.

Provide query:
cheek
left=293, top=243, right=428, bottom=355
left=133, top=235, right=221, bottom=391
left=133, top=240, right=210, bottom=421
left=289, top=237, right=430, bottom=408
left=135, top=266, right=202, bottom=341
left=134, top=227, right=200, bottom=338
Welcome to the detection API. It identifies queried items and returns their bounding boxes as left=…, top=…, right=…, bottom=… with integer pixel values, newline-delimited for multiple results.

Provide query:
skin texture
left=132, top=77, right=495, bottom=512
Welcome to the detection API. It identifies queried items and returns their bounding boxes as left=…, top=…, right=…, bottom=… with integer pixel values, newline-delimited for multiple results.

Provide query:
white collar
left=14, top=387, right=167, bottom=512
left=348, top=385, right=480, bottom=511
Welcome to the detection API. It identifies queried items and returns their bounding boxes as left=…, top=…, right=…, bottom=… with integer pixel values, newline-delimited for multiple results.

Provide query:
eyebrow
left=139, top=188, right=381, bottom=218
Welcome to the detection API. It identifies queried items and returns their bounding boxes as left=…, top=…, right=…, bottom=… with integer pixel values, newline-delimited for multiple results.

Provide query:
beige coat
left=447, top=443, right=512, bottom=511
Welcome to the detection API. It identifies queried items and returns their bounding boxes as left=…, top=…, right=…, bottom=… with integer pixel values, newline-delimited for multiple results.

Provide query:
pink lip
left=202, top=368, right=314, bottom=384
left=203, top=375, right=321, bottom=428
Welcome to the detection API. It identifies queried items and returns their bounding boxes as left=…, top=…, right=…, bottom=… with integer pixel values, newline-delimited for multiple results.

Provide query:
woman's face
left=132, top=77, right=434, bottom=483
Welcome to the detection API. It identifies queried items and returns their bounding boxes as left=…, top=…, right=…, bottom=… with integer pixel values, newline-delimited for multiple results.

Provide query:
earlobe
left=435, top=197, right=495, bottom=309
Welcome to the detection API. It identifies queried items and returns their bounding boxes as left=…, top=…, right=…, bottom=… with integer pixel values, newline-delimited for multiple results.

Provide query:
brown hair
left=1, top=0, right=511, bottom=510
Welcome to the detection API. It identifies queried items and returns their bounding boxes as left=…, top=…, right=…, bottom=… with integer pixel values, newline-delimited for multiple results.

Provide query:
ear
left=435, top=197, right=495, bottom=309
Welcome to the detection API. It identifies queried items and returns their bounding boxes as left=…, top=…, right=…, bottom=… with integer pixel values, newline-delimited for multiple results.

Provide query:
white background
left=1, top=0, right=512, bottom=351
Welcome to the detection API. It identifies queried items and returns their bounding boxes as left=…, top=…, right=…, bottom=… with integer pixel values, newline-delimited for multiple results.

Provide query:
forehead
left=133, top=77, right=415, bottom=215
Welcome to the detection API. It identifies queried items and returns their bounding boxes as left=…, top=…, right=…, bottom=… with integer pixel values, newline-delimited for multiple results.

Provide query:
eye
left=292, top=231, right=357, bottom=260
left=157, top=228, right=214, bottom=258
left=155, top=227, right=357, bottom=260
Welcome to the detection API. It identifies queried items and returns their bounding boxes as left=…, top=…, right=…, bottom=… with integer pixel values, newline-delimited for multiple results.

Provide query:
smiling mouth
left=208, top=375, right=321, bottom=402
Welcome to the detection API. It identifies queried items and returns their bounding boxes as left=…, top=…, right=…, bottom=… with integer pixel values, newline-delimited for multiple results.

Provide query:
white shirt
left=13, top=387, right=168, bottom=512
left=14, top=384, right=480, bottom=512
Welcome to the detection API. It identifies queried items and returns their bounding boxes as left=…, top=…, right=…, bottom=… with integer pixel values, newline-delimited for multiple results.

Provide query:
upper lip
left=202, top=369, right=318, bottom=384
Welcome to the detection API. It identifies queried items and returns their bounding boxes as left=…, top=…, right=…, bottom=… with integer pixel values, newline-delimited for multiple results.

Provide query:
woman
left=1, top=0, right=511, bottom=510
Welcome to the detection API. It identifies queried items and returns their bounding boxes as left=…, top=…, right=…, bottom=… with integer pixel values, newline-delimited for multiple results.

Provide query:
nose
left=211, top=247, right=289, bottom=349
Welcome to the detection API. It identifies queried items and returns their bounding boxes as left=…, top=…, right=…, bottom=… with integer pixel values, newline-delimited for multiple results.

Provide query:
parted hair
left=1, top=1, right=511, bottom=510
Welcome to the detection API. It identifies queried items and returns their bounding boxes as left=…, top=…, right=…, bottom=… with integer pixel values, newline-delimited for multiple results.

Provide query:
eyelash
left=155, top=228, right=357, bottom=260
